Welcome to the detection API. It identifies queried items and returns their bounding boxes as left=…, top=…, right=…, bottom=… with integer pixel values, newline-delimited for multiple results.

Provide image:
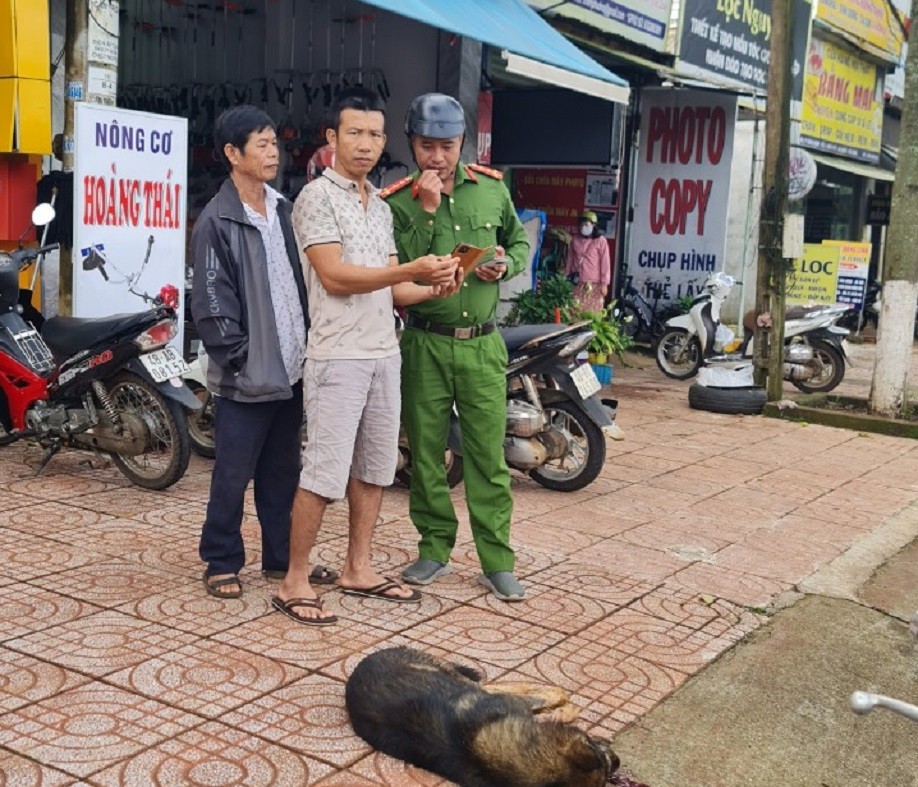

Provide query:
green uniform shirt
left=385, top=162, right=530, bottom=327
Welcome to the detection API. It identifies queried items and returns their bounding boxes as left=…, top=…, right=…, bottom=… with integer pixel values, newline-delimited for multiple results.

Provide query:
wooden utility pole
left=60, top=0, right=88, bottom=315
left=870, top=0, right=918, bottom=416
left=753, top=0, right=794, bottom=400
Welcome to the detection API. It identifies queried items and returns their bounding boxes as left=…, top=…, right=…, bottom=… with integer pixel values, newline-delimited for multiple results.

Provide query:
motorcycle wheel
left=791, top=340, right=845, bottom=394
left=617, top=302, right=642, bottom=341
left=105, top=371, right=191, bottom=490
left=655, top=328, right=702, bottom=379
left=529, top=399, right=605, bottom=492
left=395, top=449, right=464, bottom=490
left=185, top=382, right=216, bottom=458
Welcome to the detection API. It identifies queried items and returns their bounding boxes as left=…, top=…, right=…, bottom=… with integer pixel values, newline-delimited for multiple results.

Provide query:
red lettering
left=83, top=176, right=95, bottom=225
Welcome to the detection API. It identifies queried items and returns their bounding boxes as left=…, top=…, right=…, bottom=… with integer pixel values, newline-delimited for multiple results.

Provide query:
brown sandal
left=271, top=595, right=338, bottom=626
left=203, top=572, right=242, bottom=599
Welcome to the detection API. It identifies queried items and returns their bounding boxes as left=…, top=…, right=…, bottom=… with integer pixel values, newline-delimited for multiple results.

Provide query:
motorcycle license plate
left=571, top=363, right=602, bottom=399
left=140, top=347, right=189, bottom=383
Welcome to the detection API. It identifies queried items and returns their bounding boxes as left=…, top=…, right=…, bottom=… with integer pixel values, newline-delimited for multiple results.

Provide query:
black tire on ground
left=186, top=383, right=216, bottom=458
left=529, top=399, right=606, bottom=492
left=688, top=383, right=767, bottom=415
left=655, top=328, right=702, bottom=380
left=791, top=340, right=845, bottom=394
left=105, top=371, right=191, bottom=489
left=395, top=450, right=464, bottom=490
left=618, top=302, right=642, bottom=341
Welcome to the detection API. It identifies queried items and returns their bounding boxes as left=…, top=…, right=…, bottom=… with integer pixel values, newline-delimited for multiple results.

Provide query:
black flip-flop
left=262, top=565, right=340, bottom=584
left=203, top=571, right=242, bottom=599
left=271, top=595, right=338, bottom=626
left=340, top=577, right=422, bottom=603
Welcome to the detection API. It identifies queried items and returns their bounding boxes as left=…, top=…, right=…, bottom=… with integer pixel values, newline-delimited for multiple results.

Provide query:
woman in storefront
left=564, top=210, right=610, bottom=312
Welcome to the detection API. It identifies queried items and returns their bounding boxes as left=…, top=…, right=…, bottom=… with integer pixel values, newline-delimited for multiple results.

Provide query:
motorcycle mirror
left=31, top=203, right=56, bottom=227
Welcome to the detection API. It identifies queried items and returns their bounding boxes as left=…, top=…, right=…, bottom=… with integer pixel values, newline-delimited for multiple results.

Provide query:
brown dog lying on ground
left=345, top=646, right=620, bottom=787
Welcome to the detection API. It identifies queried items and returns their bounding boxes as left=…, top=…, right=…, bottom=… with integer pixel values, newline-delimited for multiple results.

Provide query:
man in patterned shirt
left=273, top=88, right=460, bottom=625
left=191, top=106, right=310, bottom=600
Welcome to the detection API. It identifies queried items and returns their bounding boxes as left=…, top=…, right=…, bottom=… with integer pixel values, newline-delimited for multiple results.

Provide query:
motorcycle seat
left=42, top=312, right=155, bottom=359
left=785, top=304, right=826, bottom=320
left=501, top=323, right=571, bottom=352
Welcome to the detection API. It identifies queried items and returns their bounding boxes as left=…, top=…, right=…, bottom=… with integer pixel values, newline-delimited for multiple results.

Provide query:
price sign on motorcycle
left=72, top=104, right=188, bottom=351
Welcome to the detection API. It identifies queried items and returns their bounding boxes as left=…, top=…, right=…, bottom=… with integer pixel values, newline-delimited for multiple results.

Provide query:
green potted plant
left=580, top=304, right=633, bottom=382
left=503, top=275, right=578, bottom=326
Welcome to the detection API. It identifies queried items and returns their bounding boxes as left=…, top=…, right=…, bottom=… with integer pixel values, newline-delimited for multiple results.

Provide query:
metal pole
left=753, top=0, right=793, bottom=400
left=61, top=0, right=88, bottom=316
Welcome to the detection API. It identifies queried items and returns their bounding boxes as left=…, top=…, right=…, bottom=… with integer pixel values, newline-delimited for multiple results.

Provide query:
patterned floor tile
left=47, top=519, right=176, bottom=559
left=525, top=560, right=658, bottom=607
left=329, top=588, right=459, bottom=635
left=0, top=583, right=101, bottom=642
left=27, top=561, right=181, bottom=608
left=613, top=521, right=731, bottom=558
left=511, top=640, right=688, bottom=729
left=68, top=489, right=180, bottom=520
left=627, top=583, right=766, bottom=641
left=115, top=581, right=271, bottom=636
left=0, top=750, right=76, bottom=786
left=401, top=607, right=565, bottom=672
left=0, top=535, right=104, bottom=582
left=0, top=650, right=90, bottom=712
left=125, top=536, right=206, bottom=580
left=713, top=541, right=831, bottom=584
left=317, top=753, right=454, bottom=786
left=224, top=673, right=369, bottom=768
left=569, top=539, right=687, bottom=583
left=106, top=640, right=305, bottom=718
left=213, top=614, right=389, bottom=672
left=577, top=610, right=737, bottom=675
left=511, top=521, right=602, bottom=555
left=133, top=502, right=209, bottom=534
left=5, top=609, right=197, bottom=678
left=671, top=563, right=789, bottom=608
left=5, top=473, right=116, bottom=502
left=450, top=542, right=564, bottom=579
left=89, top=720, right=334, bottom=785
left=0, top=682, right=200, bottom=778
left=466, top=579, right=618, bottom=635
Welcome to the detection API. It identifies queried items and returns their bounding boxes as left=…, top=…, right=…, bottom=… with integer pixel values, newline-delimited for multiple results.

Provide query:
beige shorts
left=300, top=355, right=401, bottom=499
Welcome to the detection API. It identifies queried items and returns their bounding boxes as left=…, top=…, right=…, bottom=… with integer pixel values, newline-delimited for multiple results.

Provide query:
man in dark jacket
left=191, top=105, right=311, bottom=599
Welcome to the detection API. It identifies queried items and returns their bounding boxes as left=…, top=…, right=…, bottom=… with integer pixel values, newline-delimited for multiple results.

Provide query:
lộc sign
left=72, top=103, right=188, bottom=351
left=526, top=0, right=673, bottom=53
left=627, top=88, right=737, bottom=306
left=787, top=244, right=841, bottom=305
left=801, top=38, right=883, bottom=163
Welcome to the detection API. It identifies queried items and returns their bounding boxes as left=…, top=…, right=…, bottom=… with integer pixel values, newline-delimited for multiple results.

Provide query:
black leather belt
left=406, top=314, right=495, bottom=340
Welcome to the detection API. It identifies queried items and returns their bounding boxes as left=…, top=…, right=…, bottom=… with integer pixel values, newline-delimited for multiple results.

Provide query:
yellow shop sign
left=816, top=0, right=903, bottom=60
left=801, top=38, right=882, bottom=162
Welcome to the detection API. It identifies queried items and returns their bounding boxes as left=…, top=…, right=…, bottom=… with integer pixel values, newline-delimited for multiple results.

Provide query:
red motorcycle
left=0, top=204, right=197, bottom=489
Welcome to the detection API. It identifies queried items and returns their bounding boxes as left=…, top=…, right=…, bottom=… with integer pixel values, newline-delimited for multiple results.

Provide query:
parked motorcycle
left=0, top=204, right=198, bottom=489
left=399, top=321, right=621, bottom=493
left=186, top=321, right=620, bottom=493
left=617, top=278, right=685, bottom=343
left=655, top=271, right=853, bottom=394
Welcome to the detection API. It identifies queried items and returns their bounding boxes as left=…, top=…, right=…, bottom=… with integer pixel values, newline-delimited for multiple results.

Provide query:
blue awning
left=360, top=0, right=630, bottom=104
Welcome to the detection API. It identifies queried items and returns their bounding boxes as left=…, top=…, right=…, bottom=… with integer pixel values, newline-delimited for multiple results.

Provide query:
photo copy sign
left=73, top=104, right=187, bottom=350
left=628, top=89, right=737, bottom=304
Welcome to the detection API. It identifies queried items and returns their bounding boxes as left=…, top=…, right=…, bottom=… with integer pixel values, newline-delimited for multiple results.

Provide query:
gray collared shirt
left=292, top=168, right=399, bottom=361
left=242, top=185, right=307, bottom=385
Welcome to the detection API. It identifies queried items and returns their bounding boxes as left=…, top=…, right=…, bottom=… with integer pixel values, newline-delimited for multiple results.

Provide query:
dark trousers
left=199, top=382, right=303, bottom=577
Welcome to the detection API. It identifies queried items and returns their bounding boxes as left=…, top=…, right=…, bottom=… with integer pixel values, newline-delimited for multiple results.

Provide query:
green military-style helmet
left=405, top=93, right=466, bottom=139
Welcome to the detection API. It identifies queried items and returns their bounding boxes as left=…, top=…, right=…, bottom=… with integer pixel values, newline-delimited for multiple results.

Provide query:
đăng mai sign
left=628, top=89, right=737, bottom=306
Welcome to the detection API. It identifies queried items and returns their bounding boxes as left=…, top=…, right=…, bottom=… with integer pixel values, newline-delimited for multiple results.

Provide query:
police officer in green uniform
left=382, top=93, right=530, bottom=601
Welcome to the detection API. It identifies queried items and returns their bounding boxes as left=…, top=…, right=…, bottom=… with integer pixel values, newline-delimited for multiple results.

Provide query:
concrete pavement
left=0, top=344, right=916, bottom=784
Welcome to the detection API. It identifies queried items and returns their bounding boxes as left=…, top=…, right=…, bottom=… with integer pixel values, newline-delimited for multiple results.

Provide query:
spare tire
left=688, top=383, right=767, bottom=415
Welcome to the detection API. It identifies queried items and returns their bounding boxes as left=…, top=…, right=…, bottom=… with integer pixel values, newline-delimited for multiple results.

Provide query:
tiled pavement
left=1, top=344, right=916, bottom=784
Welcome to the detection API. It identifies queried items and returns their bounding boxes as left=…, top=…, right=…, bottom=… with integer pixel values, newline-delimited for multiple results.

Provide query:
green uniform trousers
left=400, top=327, right=515, bottom=574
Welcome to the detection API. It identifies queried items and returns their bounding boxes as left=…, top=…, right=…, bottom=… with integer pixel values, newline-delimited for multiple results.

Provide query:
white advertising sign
left=628, top=89, right=737, bottom=304
left=527, top=0, right=673, bottom=53
left=73, top=104, right=187, bottom=351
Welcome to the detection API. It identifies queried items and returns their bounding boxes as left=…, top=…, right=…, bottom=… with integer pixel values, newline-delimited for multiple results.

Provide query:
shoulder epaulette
left=379, top=176, right=414, bottom=199
left=467, top=163, right=504, bottom=180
